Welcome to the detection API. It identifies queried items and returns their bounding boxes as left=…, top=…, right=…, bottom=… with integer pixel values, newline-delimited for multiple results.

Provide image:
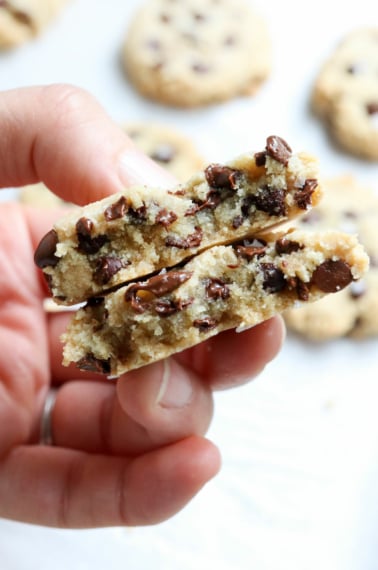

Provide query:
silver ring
left=39, top=389, right=58, bottom=445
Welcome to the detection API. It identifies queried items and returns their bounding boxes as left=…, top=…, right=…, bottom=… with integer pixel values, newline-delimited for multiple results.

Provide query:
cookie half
left=122, top=0, right=271, bottom=107
left=62, top=227, right=368, bottom=376
left=34, top=136, right=322, bottom=305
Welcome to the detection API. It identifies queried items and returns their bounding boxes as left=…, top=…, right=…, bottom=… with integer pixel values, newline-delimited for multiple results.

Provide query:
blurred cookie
left=125, top=122, right=204, bottom=180
left=284, top=176, right=378, bottom=340
left=19, top=182, right=68, bottom=208
left=122, top=0, right=271, bottom=107
left=312, top=28, right=378, bottom=160
left=0, top=0, right=67, bottom=49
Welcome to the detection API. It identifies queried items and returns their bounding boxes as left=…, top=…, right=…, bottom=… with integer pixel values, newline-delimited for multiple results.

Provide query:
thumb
left=0, top=84, right=176, bottom=205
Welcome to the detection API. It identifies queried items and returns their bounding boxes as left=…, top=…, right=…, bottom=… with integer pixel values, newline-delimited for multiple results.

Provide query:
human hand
left=0, top=84, right=285, bottom=528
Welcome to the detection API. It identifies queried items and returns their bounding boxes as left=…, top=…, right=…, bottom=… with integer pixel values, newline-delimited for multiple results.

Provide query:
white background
left=0, top=1, right=378, bottom=569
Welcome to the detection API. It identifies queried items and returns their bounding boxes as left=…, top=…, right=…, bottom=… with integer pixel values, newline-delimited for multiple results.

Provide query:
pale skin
left=0, top=84, right=285, bottom=528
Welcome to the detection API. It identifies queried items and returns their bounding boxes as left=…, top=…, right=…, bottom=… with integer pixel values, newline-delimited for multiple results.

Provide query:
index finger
left=0, top=84, right=176, bottom=205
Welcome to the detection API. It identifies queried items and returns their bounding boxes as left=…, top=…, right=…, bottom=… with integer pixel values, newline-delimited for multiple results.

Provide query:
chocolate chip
left=193, top=317, right=218, bottom=331
left=294, top=179, right=318, bottom=210
left=346, top=62, right=366, bottom=74
left=245, top=186, right=287, bottom=216
left=146, top=39, right=161, bottom=51
left=367, top=103, right=378, bottom=115
left=104, top=196, right=128, bottom=221
left=287, top=276, right=310, bottom=301
left=34, top=229, right=59, bottom=268
left=156, top=208, right=178, bottom=227
left=265, top=136, right=292, bottom=165
left=260, top=263, right=287, bottom=293
left=93, top=256, right=124, bottom=286
left=192, top=63, right=211, bottom=73
left=165, top=227, right=203, bottom=249
left=155, top=297, right=193, bottom=317
left=232, top=215, right=244, bottom=229
left=150, top=144, right=176, bottom=163
left=76, top=353, right=111, bottom=375
left=13, top=9, right=32, bottom=25
left=125, top=271, right=193, bottom=313
left=343, top=211, right=358, bottom=219
left=205, top=164, right=240, bottom=190
left=301, top=210, right=323, bottom=224
left=1, top=2, right=32, bottom=26
left=76, top=217, right=108, bottom=254
left=369, top=254, right=378, bottom=268
left=254, top=151, right=266, bottom=167
left=234, top=238, right=267, bottom=260
left=224, top=35, right=237, bottom=46
left=275, top=238, right=304, bottom=255
left=311, top=259, right=353, bottom=293
left=185, top=189, right=223, bottom=215
left=128, top=204, right=147, bottom=223
left=160, top=13, right=171, bottom=23
left=193, top=11, right=206, bottom=21
left=205, top=278, right=230, bottom=301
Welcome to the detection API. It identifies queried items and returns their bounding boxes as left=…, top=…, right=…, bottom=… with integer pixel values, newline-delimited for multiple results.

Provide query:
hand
left=0, top=84, right=285, bottom=528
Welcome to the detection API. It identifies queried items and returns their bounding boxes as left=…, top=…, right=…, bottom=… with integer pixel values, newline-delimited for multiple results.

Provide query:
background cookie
left=284, top=175, right=378, bottom=340
left=124, top=122, right=204, bottom=180
left=19, top=182, right=68, bottom=208
left=328, top=83, right=378, bottom=161
left=312, top=28, right=378, bottom=160
left=0, top=0, right=68, bottom=49
left=122, top=0, right=271, bottom=107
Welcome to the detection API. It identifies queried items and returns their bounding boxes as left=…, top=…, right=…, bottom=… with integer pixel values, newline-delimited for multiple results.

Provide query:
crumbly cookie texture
left=122, top=0, right=271, bottom=107
left=0, top=0, right=67, bottom=49
left=284, top=175, right=378, bottom=340
left=62, top=228, right=368, bottom=376
left=312, top=28, right=378, bottom=160
left=34, top=136, right=322, bottom=305
left=124, top=122, right=204, bottom=181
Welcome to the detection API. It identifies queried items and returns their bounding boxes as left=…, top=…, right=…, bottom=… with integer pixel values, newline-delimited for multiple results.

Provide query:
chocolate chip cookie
left=19, top=182, right=69, bottom=208
left=124, top=122, right=204, bottom=180
left=62, top=227, right=368, bottom=375
left=35, top=136, right=322, bottom=305
left=122, top=0, right=271, bottom=107
left=312, top=28, right=378, bottom=160
left=0, top=0, right=68, bottom=48
left=284, top=175, right=378, bottom=340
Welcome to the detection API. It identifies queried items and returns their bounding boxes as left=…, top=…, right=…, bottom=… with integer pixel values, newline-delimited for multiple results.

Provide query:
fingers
left=175, top=315, right=286, bottom=390
left=49, top=359, right=213, bottom=456
left=0, top=84, right=176, bottom=205
left=0, top=437, right=220, bottom=528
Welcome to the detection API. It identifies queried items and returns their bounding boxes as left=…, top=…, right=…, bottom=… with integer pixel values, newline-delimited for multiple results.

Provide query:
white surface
left=1, top=1, right=378, bottom=569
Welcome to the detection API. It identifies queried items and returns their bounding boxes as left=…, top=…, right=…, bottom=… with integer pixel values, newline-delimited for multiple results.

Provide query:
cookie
left=19, top=182, right=69, bottom=208
left=34, top=136, right=322, bottom=305
left=122, top=0, right=271, bottom=107
left=124, top=122, right=204, bottom=180
left=284, top=175, right=378, bottom=340
left=312, top=28, right=378, bottom=160
left=62, top=227, right=368, bottom=376
left=0, top=0, right=67, bottom=49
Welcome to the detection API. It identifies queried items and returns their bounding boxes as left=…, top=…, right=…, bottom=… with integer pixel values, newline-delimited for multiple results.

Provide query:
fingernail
left=118, top=148, right=177, bottom=188
left=156, top=360, right=193, bottom=409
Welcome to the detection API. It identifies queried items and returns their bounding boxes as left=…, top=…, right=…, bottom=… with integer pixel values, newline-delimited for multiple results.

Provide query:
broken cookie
left=34, top=136, right=322, bottom=305
left=62, top=228, right=368, bottom=375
